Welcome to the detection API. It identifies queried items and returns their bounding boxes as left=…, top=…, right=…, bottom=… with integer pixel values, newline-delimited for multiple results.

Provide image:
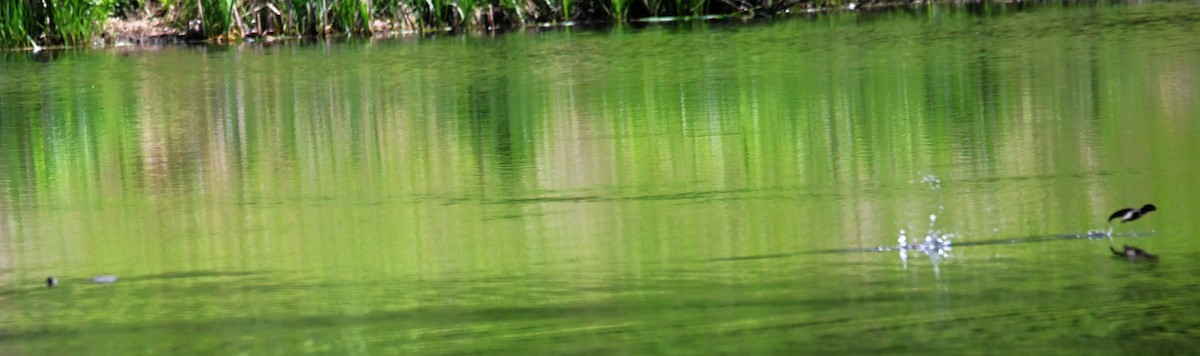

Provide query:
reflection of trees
left=0, top=8, right=1196, bottom=270
left=465, top=77, right=520, bottom=199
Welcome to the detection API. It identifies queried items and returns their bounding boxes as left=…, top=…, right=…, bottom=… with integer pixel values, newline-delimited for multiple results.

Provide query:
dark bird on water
left=1108, top=204, right=1156, bottom=224
left=1111, top=245, right=1158, bottom=260
left=1103, top=204, right=1157, bottom=246
left=46, top=275, right=117, bottom=288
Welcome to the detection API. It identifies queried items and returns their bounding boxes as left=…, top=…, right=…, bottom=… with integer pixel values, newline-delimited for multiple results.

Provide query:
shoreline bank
left=2, top=0, right=1044, bottom=50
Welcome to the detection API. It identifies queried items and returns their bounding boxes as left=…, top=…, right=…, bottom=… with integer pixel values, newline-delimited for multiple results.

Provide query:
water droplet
left=920, top=174, right=942, bottom=189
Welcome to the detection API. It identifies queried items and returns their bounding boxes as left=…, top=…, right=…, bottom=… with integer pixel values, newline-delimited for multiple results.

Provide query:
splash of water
left=896, top=175, right=954, bottom=273
left=897, top=225, right=954, bottom=256
left=897, top=212, right=956, bottom=270
left=920, top=174, right=942, bottom=189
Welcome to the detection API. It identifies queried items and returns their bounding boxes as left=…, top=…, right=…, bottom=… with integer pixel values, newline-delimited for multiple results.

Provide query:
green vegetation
left=2, top=4, right=1200, bottom=353
left=1, top=0, right=114, bottom=48
left=0, top=1, right=30, bottom=47
left=0, top=0, right=1068, bottom=48
left=2, top=0, right=924, bottom=48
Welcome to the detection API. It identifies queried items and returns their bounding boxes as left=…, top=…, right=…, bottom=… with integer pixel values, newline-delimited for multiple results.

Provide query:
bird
left=46, top=275, right=118, bottom=288
left=1104, top=204, right=1156, bottom=246
left=1111, top=245, right=1158, bottom=260
left=1108, top=204, right=1157, bottom=223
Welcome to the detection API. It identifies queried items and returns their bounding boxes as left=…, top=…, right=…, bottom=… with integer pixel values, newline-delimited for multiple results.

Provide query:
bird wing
left=1108, top=208, right=1134, bottom=222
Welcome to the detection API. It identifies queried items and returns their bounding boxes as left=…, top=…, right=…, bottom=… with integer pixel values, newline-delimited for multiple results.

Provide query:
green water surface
left=2, top=3, right=1200, bottom=354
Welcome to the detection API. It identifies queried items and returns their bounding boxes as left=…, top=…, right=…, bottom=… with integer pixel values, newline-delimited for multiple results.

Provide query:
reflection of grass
left=2, top=13, right=1198, bottom=349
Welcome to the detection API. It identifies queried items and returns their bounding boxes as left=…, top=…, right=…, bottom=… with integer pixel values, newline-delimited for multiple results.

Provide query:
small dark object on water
left=1111, top=245, right=1158, bottom=260
left=183, top=19, right=205, bottom=42
left=1108, top=204, right=1157, bottom=223
left=46, top=275, right=118, bottom=288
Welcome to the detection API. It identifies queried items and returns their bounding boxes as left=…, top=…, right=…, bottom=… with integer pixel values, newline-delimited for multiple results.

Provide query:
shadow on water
left=443, top=188, right=841, bottom=207
left=709, top=231, right=1156, bottom=262
left=125, top=271, right=264, bottom=281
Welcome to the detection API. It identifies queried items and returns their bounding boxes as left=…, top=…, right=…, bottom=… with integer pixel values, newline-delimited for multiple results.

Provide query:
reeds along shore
left=2, top=0, right=853, bottom=48
left=2, top=0, right=112, bottom=48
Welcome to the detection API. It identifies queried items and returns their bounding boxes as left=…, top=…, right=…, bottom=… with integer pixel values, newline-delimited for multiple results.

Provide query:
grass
left=288, top=0, right=320, bottom=35
left=1, top=0, right=1052, bottom=48
left=499, top=0, right=525, bottom=25
left=0, top=0, right=31, bottom=48
left=607, top=0, right=631, bottom=21
left=206, top=0, right=235, bottom=36
left=455, top=0, right=481, bottom=28
left=1, top=0, right=114, bottom=48
left=331, top=0, right=371, bottom=34
left=671, top=0, right=705, bottom=16
left=643, top=0, right=663, bottom=16
left=428, top=0, right=449, bottom=28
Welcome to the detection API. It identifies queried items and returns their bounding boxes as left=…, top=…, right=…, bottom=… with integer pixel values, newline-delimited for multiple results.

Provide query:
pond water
left=3, top=3, right=1200, bottom=353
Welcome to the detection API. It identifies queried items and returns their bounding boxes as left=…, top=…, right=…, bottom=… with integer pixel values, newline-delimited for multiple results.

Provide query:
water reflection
left=1, top=3, right=1200, bottom=354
